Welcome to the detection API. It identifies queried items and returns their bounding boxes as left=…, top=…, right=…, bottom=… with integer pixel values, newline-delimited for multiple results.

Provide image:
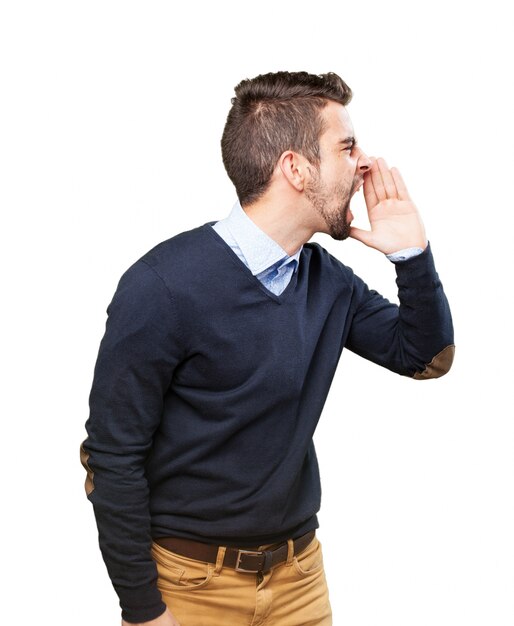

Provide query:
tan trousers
left=151, top=533, right=332, bottom=625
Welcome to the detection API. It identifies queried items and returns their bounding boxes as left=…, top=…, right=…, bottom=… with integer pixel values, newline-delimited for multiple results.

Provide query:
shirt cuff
left=386, top=247, right=425, bottom=263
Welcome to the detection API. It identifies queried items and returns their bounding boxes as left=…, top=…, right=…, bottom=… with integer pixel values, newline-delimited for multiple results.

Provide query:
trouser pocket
left=151, top=541, right=215, bottom=591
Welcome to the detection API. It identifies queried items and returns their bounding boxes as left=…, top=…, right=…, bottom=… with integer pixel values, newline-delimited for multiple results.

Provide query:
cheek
left=335, top=161, right=354, bottom=181
left=333, top=167, right=354, bottom=189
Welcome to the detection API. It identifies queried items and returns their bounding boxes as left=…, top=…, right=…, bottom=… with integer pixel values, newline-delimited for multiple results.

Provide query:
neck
left=241, top=197, right=316, bottom=256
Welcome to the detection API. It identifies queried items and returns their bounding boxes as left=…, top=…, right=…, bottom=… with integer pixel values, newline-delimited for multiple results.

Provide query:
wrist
left=386, top=246, right=425, bottom=262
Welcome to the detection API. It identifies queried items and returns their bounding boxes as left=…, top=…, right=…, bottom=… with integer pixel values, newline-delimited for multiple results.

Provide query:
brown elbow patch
left=80, top=442, right=95, bottom=496
left=413, top=344, right=455, bottom=380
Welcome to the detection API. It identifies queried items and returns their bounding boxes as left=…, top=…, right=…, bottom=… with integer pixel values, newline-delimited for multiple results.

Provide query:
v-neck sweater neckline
left=203, top=221, right=302, bottom=305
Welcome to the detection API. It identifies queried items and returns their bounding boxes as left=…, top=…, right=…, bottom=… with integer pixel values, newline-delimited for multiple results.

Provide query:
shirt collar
left=223, top=199, right=303, bottom=275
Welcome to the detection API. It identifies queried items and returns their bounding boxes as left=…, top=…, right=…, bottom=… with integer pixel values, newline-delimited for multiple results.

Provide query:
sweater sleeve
left=345, top=242, right=455, bottom=379
left=80, top=259, right=187, bottom=623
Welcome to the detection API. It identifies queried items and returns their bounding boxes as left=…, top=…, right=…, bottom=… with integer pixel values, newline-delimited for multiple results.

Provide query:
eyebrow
left=337, top=136, right=357, bottom=147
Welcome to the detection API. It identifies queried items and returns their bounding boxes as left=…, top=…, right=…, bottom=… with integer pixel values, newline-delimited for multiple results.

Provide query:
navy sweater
left=81, top=221, right=454, bottom=622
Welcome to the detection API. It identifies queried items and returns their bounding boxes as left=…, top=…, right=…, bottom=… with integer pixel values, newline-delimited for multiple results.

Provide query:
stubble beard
left=305, top=171, right=355, bottom=241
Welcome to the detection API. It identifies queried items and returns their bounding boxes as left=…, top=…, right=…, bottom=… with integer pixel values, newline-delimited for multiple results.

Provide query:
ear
left=277, top=150, right=305, bottom=192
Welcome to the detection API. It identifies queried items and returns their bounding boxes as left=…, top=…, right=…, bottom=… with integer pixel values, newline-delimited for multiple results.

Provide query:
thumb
left=349, top=226, right=374, bottom=248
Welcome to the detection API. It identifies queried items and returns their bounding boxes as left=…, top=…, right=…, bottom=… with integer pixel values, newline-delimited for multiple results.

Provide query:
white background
left=1, top=1, right=513, bottom=624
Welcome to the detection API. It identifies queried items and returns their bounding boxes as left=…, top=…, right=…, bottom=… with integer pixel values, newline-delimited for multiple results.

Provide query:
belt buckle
left=235, top=549, right=264, bottom=573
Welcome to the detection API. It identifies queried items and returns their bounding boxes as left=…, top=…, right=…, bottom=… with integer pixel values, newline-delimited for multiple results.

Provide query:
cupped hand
left=349, top=157, right=427, bottom=254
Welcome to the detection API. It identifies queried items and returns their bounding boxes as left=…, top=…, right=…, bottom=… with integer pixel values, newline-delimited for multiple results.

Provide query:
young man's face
left=305, top=101, right=372, bottom=240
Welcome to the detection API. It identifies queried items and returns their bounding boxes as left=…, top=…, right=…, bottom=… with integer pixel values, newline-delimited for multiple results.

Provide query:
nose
left=356, top=148, right=373, bottom=173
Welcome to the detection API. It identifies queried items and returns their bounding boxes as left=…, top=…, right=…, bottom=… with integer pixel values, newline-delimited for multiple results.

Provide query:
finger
left=362, top=159, right=378, bottom=208
left=348, top=226, right=373, bottom=248
left=370, top=157, right=388, bottom=202
left=376, top=157, right=399, bottom=199
left=363, top=173, right=378, bottom=209
left=390, top=167, right=412, bottom=201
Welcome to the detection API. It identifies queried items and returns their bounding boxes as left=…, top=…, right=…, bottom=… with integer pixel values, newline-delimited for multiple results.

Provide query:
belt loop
left=214, top=545, right=227, bottom=575
left=286, top=538, right=294, bottom=566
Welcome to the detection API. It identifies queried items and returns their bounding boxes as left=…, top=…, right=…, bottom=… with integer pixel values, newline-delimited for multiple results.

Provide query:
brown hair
left=221, top=71, right=353, bottom=206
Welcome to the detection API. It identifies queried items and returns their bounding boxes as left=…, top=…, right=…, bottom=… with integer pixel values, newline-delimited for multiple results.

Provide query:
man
left=80, top=70, right=454, bottom=626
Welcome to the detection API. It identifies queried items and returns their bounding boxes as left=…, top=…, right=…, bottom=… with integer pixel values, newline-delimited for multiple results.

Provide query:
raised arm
left=346, top=157, right=454, bottom=378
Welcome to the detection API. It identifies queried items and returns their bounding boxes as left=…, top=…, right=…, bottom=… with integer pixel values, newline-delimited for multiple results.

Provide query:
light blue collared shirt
left=211, top=199, right=303, bottom=296
left=211, top=199, right=423, bottom=296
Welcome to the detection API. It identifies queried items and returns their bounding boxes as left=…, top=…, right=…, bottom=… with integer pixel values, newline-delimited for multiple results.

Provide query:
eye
left=340, top=144, right=355, bottom=155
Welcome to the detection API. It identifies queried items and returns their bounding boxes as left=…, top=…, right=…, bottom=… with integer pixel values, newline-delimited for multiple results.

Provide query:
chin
left=328, top=208, right=352, bottom=240
left=331, top=229, right=350, bottom=241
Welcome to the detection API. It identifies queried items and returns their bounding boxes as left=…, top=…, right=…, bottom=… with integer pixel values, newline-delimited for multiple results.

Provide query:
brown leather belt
left=154, top=529, right=316, bottom=574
